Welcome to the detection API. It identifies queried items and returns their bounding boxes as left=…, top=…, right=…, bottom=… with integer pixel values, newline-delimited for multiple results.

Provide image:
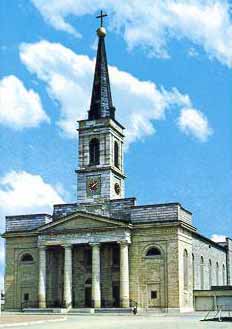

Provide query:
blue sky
left=0, top=0, right=232, bottom=288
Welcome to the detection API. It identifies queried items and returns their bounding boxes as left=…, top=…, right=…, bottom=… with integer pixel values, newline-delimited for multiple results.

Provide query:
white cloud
left=0, top=75, right=49, bottom=129
left=211, top=234, right=227, bottom=243
left=0, top=170, right=64, bottom=290
left=20, top=40, right=210, bottom=145
left=0, top=171, right=64, bottom=218
left=31, top=0, right=232, bottom=67
left=178, top=108, right=212, bottom=142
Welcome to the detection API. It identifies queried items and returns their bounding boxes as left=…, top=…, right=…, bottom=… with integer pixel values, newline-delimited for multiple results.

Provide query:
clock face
left=86, top=176, right=101, bottom=196
left=114, top=183, right=121, bottom=195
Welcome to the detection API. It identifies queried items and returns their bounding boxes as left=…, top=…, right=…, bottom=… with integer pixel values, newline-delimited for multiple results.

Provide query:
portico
left=37, top=215, right=131, bottom=309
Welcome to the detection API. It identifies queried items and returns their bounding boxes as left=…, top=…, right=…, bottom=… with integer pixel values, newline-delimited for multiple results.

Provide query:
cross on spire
left=96, top=10, right=107, bottom=27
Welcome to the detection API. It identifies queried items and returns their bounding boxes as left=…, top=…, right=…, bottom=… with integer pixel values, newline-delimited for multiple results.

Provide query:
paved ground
left=0, top=313, right=232, bottom=329
left=0, top=314, right=66, bottom=327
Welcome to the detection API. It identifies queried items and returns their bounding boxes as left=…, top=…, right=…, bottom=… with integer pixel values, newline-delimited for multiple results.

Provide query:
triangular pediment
left=38, top=211, right=129, bottom=233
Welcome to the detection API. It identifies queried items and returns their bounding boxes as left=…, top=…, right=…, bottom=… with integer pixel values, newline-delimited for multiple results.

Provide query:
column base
left=120, top=299, right=130, bottom=308
left=64, top=301, right=72, bottom=309
left=38, top=301, right=46, bottom=308
left=92, top=300, right=101, bottom=308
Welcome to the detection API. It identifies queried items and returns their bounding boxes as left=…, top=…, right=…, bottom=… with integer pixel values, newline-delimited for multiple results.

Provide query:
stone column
left=63, top=244, right=72, bottom=308
left=38, top=246, right=46, bottom=308
left=119, top=241, right=130, bottom=308
left=91, top=243, right=101, bottom=308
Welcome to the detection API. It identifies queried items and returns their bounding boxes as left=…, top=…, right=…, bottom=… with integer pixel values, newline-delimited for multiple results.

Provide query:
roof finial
left=96, top=10, right=107, bottom=37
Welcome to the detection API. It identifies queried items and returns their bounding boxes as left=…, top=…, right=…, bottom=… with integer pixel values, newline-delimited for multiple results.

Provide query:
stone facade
left=3, top=203, right=232, bottom=312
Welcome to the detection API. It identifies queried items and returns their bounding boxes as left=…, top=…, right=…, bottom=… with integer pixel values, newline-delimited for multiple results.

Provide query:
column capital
left=62, top=243, right=72, bottom=249
left=118, top=240, right=129, bottom=246
left=89, top=242, right=101, bottom=247
left=38, top=245, right=47, bottom=251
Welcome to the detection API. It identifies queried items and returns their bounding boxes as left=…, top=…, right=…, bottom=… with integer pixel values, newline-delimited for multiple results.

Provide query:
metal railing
left=204, top=305, right=232, bottom=322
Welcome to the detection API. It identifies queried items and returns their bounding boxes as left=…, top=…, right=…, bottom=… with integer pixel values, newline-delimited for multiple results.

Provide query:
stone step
left=95, top=308, right=132, bottom=314
left=23, top=308, right=68, bottom=314
left=69, top=308, right=94, bottom=314
left=23, top=307, right=133, bottom=315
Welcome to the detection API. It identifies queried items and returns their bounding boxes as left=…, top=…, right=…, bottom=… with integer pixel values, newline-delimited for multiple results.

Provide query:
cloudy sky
left=0, top=0, right=232, bottom=289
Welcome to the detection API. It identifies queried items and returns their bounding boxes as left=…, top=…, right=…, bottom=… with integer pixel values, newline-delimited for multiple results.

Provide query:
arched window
left=21, top=253, right=34, bottom=263
left=216, top=262, right=219, bottom=285
left=145, top=247, right=161, bottom=257
left=114, top=141, right=119, bottom=168
left=200, top=256, right=204, bottom=290
left=89, top=138, right=100, bottom=165
left=222, top=264, right=226, bottom=285
left=192, top=254, right=195, bottom=289
left=208, top=259, right=212, bottom=289
left=184, top=249, right=188, bottom=290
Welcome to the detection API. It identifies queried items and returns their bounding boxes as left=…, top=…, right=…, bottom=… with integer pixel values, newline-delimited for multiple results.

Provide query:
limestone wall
left=4, top=236, right=38, bottom=310
left=192, top=234, right=227, bottom=290
left=177, top=228, right=193, bottom=311
left=129, top=226, right=180, bottom=310
left=77, top=118, right=125, bottom=202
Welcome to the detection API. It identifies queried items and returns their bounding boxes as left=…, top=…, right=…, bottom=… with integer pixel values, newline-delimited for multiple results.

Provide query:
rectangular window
left=24, top=293, right=29, bottom=301
left=151, top=291, right=157, bottom=299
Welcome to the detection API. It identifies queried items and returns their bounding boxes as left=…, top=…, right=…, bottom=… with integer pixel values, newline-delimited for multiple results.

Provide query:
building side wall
left=226, top=238, right=232, bottom=285
left=4, top=236, right=38, bottom=310
left=177, top=228, right=193, bottom=312
left=192, top=237, right=227, bottom=290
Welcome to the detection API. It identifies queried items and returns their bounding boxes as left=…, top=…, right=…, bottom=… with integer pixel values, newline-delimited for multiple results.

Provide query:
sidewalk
left=0, top=314, right=66, bottom=327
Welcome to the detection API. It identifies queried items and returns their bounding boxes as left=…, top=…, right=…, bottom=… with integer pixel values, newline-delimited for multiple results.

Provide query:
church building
left=2, top=15, right=232, bottom=313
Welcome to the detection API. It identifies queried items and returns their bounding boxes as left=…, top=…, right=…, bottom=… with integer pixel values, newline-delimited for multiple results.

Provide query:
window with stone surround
left=21, top=253, right=34, bottom=263
left=183, top=249, right=188, bottom=290
left=145, top=247, right=161, bottom=257
left=89, top=138, right=100, bottom=165
left=114, top=141, right=119, bottom=168
left=208, top=259, right=212, bottom=288
left=200, top=256, right=204, bottom=289
left=222, top=264, right=226, bottom=285
left=192, top=254, right=195, bottom=289
left=151, top=291, right=157, bottom=299
left=216, top=262, right=219, bottom=285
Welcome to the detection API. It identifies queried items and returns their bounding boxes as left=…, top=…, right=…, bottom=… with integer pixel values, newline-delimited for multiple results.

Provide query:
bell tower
left=76, top=12, right=125, bottom=203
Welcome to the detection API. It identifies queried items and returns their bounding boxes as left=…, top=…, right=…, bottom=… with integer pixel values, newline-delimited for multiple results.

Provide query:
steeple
left=77, top=12, right=125, bottom=203
left=88, top=11, right=115, bottom=120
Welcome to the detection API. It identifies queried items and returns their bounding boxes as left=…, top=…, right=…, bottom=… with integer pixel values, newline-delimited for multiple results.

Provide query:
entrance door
left=85, top=287, right=92, bottom=307
left=147, top=283, right=161, bottom=308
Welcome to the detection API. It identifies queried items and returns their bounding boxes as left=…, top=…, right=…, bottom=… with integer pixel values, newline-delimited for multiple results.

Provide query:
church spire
left=88, top=11, right=115, bottom=120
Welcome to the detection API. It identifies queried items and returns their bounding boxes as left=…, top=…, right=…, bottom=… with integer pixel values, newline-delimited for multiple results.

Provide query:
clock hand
left=89, top=181, right=98, bottom=190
